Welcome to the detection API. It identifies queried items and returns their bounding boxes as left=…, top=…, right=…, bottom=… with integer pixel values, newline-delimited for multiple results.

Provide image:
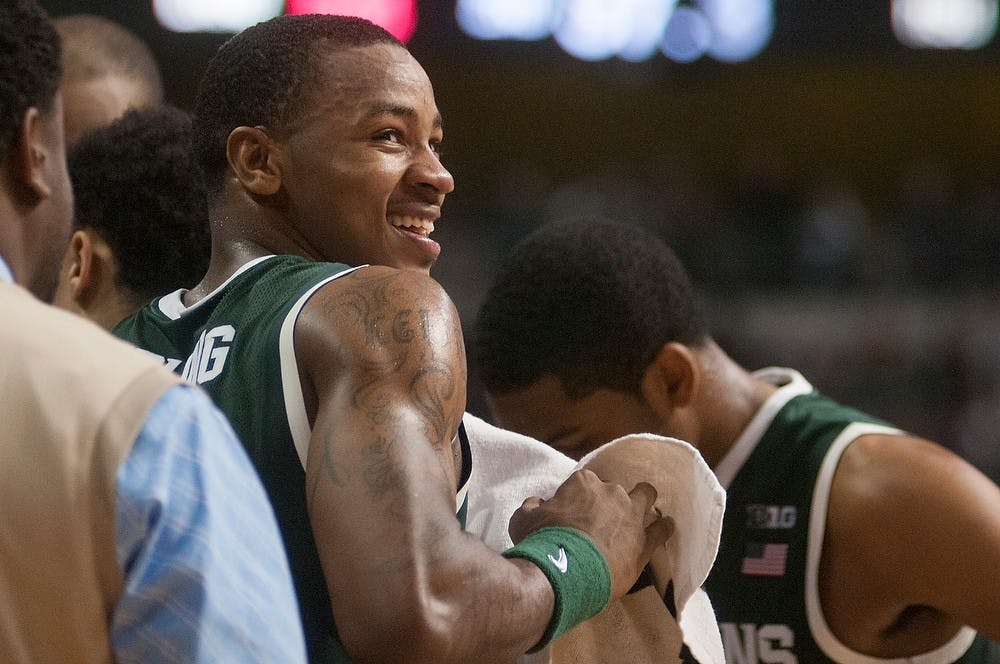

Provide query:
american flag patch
left=741, top=542, right=788, bottom=577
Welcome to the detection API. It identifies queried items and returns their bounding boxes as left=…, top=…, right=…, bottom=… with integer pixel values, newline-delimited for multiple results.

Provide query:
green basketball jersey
left=706, top=368, right=996, bottom=664
left=114, top=255, right=473, bottom=662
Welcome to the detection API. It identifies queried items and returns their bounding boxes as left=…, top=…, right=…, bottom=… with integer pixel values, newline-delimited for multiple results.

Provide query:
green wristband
left=502, top=526, right=612, bottom=652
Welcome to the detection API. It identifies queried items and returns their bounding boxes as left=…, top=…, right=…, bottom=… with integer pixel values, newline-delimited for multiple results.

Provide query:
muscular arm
left=297, top=266, right=553, bottom=662
left=822, top=433, right=1000, bottom=656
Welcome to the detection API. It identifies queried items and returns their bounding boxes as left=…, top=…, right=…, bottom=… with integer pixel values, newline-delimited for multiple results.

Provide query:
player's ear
left=59, top=229, right=97, bottom=304
left=226, top=126, right=283, bottom=196
left=640, top=342, right=699, bottom=418
left=6, top=107, right=52, bottom=203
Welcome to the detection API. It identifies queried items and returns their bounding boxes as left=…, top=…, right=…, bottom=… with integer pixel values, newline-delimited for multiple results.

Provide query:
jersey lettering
left=758, top=624, right=797, bottom=664
left=722, top=623, right=798, bottom=664
left=181, top=324, right=235, bottom=385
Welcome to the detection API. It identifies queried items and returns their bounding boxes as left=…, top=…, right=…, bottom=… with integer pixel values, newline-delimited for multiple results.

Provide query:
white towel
left=573, top=433, right=726, bottom=618
left=463, top=413, right=726, bottom=663
left=465, top=413, right=575, bottom=552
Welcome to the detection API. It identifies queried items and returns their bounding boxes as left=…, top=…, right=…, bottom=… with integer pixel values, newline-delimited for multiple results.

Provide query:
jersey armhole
left=278, top=266, right=367, bottom=470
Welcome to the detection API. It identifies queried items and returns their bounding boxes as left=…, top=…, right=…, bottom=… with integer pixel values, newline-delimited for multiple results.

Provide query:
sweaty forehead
left=308, top=43, right=437, bottom=117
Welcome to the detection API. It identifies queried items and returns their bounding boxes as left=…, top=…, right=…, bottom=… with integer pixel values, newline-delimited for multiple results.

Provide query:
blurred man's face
left=61, top=74, right=155, bottom=145
left=28, top=93, right=75, bottom=301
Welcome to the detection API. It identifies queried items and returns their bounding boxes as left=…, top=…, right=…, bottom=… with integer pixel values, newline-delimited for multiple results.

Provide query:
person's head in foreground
left=0, top=0, right=73, bottom=300
left=192, top=13, right=453, bottom=277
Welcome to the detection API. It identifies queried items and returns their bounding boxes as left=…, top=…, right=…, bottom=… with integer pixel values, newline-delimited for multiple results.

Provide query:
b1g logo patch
left=746, top=504, right=797, bottom=530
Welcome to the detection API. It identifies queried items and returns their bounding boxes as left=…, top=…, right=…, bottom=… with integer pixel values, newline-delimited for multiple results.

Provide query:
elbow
left=336, top=584, right=463, bottom=662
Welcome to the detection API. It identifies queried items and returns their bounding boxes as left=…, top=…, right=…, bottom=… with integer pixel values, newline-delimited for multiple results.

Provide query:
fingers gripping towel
left=573, top=434, right=726, bottom=617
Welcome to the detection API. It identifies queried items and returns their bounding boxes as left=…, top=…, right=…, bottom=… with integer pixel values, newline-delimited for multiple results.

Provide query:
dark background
left=40, top=1, right=1000, bottom=481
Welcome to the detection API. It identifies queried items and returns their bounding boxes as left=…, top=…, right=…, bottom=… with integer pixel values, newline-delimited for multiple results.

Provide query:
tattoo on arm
left=392, top=308, right=432, bottom=343
left=307, top=414, right=351, bottom=507
left=308, top=273, right=465, bottom=513
left=409, top=360, right=455, bottom=444
left=337, top=275, right=463, bottom=446
left=362, top=435, right=403, bottom=499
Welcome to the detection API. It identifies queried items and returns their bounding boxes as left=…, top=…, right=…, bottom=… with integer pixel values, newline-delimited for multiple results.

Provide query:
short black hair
left=474, top=217, right=709, bottom=398
left=193, top=14, right=403, bottom=195
left=69, top=105, right=210, bottom=300
left=54, top=14, right=163, bottom=102
left=0, top=0, right=61, bottom=163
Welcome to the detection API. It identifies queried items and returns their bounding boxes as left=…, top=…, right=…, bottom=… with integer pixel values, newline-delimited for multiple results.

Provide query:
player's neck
left=185, top=203, right=289, bottom=306
left=694, top=343, right=777, bottom=468
left=184, top=245, right=256, bottom=307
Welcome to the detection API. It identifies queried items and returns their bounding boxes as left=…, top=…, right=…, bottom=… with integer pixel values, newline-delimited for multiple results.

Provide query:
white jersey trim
left=157, top=255, right=276, bottom=320
left=455, top=471, right=470, bottom=516
left=278, top=265, right=367, bottom=469
left=805, top=424, right=978, bottom=664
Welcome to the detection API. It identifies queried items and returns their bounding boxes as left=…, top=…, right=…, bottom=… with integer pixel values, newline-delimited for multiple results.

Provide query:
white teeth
left=389, top=215, right=435, bottom=236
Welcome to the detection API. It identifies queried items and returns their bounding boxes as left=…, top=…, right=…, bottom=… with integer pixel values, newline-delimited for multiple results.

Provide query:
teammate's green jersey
left=706, top=368, right=997, bottom=664
left=114, top=255, right=472, bottom=662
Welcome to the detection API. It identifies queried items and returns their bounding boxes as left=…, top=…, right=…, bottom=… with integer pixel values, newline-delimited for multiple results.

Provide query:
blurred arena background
left=41, top=0, right=1000, bottom=482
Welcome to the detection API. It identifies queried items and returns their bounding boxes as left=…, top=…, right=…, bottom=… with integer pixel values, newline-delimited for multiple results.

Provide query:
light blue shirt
left=0, top=255, right=14, bottom=284
left=113, top=385, right=307, bottom=662
left=0, top=254, right=305, bottom=662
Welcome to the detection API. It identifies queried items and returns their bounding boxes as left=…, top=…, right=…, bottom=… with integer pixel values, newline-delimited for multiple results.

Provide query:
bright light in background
left=552, top=0, right=644, bottom=61
left=152, top=0, right=281, bottom=32
left=892, top=0, right=998, bottom=49
left=286, top=0, right=418, bottom=42
left=154, top=0, right=417, bottom=39
left=661, top=6, right=712, bottom=63
left=550, top=0, right=677, bottom=62
left=455, top=0, right=774, bottom=63
left=455, top=0, right=556, bottom=40
left=702, top=0, right=774, bottom=62
left=617, top=0, right=677, bottom=62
